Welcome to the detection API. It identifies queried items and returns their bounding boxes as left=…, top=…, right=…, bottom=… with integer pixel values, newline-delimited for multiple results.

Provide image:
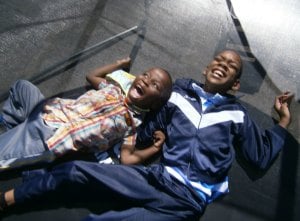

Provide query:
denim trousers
left=0, top=80, right=55, bottom=170
left=15, top=161, right=205, bottom=221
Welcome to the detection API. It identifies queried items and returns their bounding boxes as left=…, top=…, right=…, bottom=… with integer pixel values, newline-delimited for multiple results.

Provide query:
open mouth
left=212, top=68, right=225, bottom=78
left=136, top=85, right=144, bottom=95
left=130, top=84, right=144, bottom=98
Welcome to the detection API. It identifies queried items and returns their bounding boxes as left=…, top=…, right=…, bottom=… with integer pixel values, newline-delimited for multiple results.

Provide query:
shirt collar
left=192, top=83, right=227, bottom=106
left=124, top=97, right=148, bottom=115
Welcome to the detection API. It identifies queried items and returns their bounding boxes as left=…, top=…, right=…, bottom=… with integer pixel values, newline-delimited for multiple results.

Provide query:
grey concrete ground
left=0, top=0, right=299, bottom=221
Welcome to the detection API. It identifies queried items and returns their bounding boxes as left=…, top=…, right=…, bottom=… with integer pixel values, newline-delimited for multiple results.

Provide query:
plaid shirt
left=42, top=78, right=141, bottom=156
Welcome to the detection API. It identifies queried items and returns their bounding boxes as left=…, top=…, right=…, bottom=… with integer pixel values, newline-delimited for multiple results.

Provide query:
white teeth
left=213, top=70, right=223, bottom=77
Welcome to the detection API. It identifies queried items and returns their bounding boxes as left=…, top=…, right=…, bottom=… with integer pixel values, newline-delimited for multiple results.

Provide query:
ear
left=202, top=67, right=208, bottom=76
left=231, top=79, right=240, bottom=91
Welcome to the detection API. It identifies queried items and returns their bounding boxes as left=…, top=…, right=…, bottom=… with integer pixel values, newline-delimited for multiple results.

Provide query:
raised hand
left=274, top=91, right=294, bottom=128
left=152, top=130, right=166, bottom=150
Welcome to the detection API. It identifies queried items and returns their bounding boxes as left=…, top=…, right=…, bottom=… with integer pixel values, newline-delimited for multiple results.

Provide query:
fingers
left=116, top=57, right=131, bottom=72
left=153, top=130, right=165, bottom=148
left=274, top=91, right=293, bottom=128
left=277, top=91, right=294, bottom=103
left=116, top=57, right=131, bottom=65
left=153, top=130, right=165, bottom=139
left=275, top=91, right=294, bottom=108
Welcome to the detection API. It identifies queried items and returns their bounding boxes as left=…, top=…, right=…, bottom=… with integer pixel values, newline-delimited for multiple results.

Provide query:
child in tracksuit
left=0, top=57, right=172, bottom=171
left=0, top=50, right=293, bottom=221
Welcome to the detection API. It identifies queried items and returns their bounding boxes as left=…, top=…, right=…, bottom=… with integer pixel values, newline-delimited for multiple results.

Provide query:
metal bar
left=30, top=25, right=139, bottom=83
left=65, top=25, right=138, bottom=61
left=0, top=25, right=139, bottom=102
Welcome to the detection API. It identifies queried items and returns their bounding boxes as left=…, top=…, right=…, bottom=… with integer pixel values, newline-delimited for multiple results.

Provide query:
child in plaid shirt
left=0, top=57, right=172, bottom=171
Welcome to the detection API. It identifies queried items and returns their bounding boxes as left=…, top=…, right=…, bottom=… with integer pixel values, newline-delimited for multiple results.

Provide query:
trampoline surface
left=0, top=1, right=299, bottom=221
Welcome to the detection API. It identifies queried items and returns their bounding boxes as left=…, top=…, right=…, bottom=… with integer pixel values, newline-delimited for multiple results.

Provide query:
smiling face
left=203, top=50, right=242, bottom=94
left=127, top=67, right=172, bottom=110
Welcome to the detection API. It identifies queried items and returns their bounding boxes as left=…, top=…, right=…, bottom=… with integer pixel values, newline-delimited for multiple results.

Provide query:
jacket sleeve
left=136, top=104, right=169, bottom=145
left=236, top=110, right=289, bottom=170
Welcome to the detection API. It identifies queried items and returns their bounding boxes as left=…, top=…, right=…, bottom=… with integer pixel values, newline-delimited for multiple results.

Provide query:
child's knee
left=13, top=79, right=32, bottom=90
left=54, top=161, right=88, bottom=183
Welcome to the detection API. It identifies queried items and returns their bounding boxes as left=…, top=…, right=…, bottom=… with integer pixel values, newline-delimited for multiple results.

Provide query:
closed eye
left=152, top=81, right=160, bottom=90
left=228, top=62, right=239, bottom=71
left=214, top=56, right=222, bottom=62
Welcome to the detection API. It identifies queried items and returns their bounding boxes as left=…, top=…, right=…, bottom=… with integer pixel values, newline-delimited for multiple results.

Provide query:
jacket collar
left=175, top=78, right=238, bottom=106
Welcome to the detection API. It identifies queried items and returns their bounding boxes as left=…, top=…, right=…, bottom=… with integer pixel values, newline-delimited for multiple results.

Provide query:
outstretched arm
left=120, top=130, right=165, bottom=165
left=237, top=91, right=294, bottom=170
left=274, top=91, right=294, bottom=129
left=86, top=57, right=131, bottom=89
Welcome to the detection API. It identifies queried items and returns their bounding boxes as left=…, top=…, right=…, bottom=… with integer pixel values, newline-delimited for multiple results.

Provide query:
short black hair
left=152, top=68, right=173, bottom=111
left=236, top=57, right=243, bottom=79
left=160, top=69, right=172, bottom=100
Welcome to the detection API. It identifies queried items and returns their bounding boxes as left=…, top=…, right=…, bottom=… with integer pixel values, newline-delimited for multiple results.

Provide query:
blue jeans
left=0, top=80, right=55, bottom=170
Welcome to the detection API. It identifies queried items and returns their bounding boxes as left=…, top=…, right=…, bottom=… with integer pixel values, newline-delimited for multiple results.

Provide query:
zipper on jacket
left=187, top=111, right=202, bottom=180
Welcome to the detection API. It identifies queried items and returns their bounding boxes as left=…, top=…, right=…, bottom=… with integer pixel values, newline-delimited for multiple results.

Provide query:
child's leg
left=0, top=110, right=55, bottom=171
left=10, top=161, right=201, bottom=220
left=83, top=207, right=188, bottom=221
left=1, top=80, right=45, bottom=129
